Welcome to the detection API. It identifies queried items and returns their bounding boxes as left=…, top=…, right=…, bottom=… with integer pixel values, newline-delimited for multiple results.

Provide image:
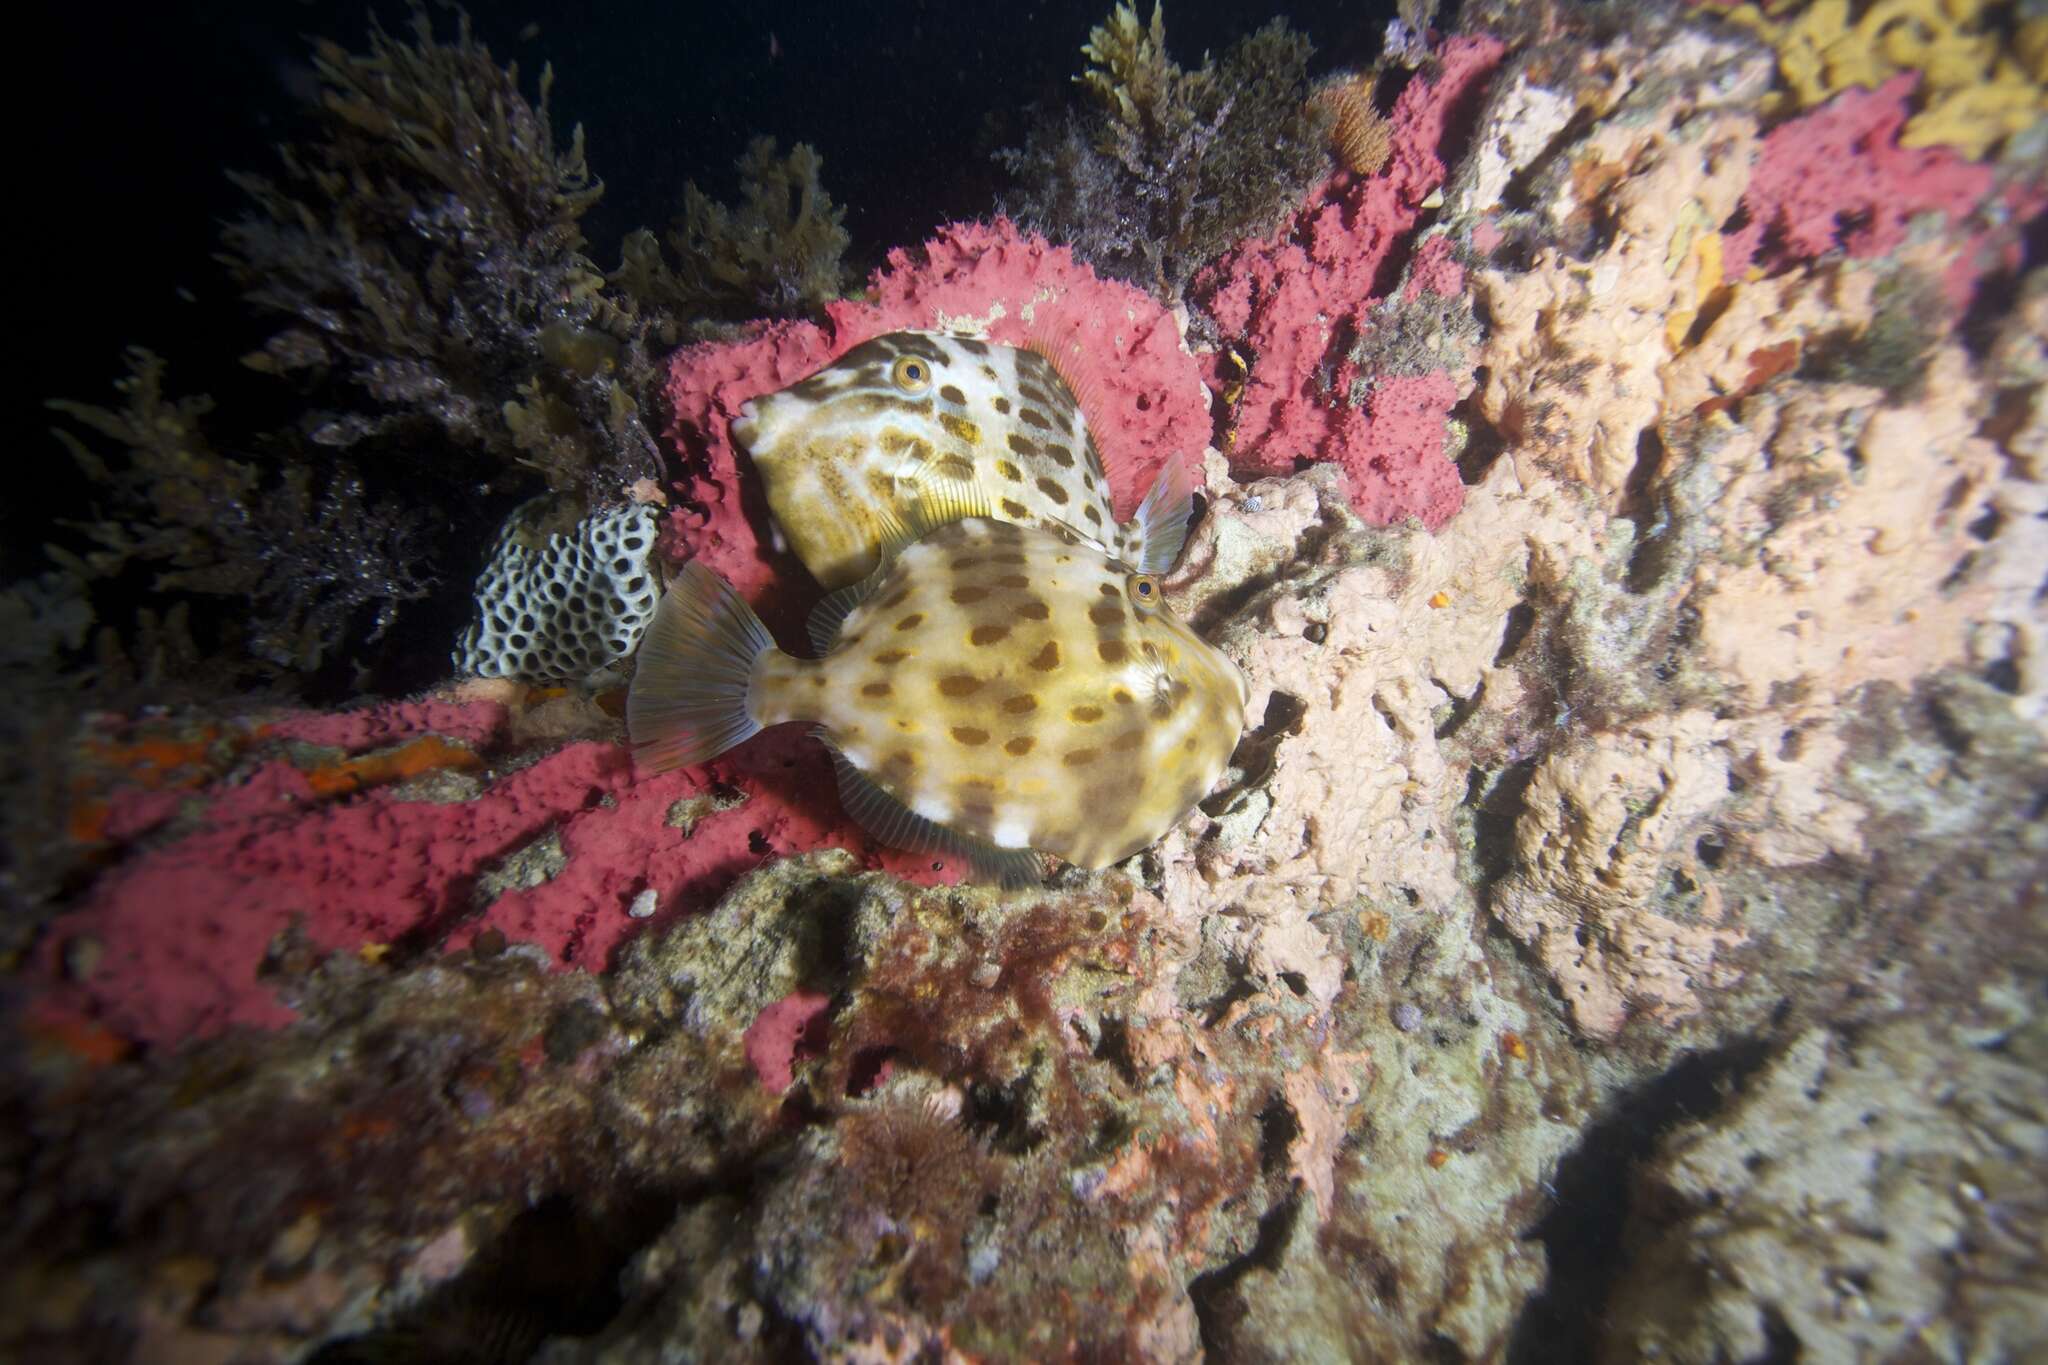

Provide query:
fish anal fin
left=825, top=742, right=1045, bottom=888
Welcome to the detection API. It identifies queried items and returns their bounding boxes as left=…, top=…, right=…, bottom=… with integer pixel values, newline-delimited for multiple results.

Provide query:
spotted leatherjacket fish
left=731, top=330, right=1193, bottom=590
left=627, top=516, right=1248, bottom=882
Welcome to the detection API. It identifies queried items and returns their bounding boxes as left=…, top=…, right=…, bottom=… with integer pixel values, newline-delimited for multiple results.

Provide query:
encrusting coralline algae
left=5, top=1, right=2045, bottom=1360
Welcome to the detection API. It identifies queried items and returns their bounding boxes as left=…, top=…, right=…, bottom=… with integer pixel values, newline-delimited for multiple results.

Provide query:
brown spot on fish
left=939, top=414, right=981, bottom=444
left=1089, top=603, right=1123, bottom=627
left=862, top=681, right=893, bottom=698
left=895, top=613, right=925, bottom=631
left=1084, top=506, right=1102, bottom=525
left=938, top=674, right=983, bottom=697
left=1002, top=694, right=1038, bottom=715
left=938, top=384, right=967, bottom=405
left=1044, top=443, right=1075, bottom=468
left=1001, top=498, right=1030, bottom=519
left=991, top=394, right=1011, bottom=413
left=1007, top=433, right=1039, bottom=457
left=996, top=573, right=1030, bottom=589
left=1020, top=408, right=1052, bottom=430
left=1098, top=640, right=1128, bottom=663
left=1036, top=477, right=1070, bottom=505
left=874, top=648, right=910, bottom=665
left=865, top=395, right=937, bottom=418
left=995, top=459, right=1024, bottom=482
left=1030, top=641, right=1061, bottom=671
left=1069, top=705, right=1103, bottom=723
left=937, top=453, right=977, bottom=479
left=1063, top=747, right=1101, bottom=768
left=1112, top=688, right=1135, bottom=704
left=1112, top=728, right=1145, bottom=752
left=881, top=587, right=913, bottom=609
left=952, top=585, right=989, bottom=605
left=952, top=726, right=990, bottom=746
left=892, top=333, right=950, bottom=363
left=1005, top=736, right=1035, bottom=756
left=956, top=338, right=990, bottom=357
left=952, top=555, right=982, bottom=569
left=970, top=624, right=1011, bottom=646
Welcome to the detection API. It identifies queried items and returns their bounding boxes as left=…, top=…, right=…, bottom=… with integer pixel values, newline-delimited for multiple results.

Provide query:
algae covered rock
left=1604, top=1016, right=2048, bottom=1364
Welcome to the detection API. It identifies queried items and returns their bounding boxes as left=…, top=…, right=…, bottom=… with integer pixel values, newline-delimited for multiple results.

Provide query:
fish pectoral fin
left=890, top=452, right=994, bottom=542
left=1132, top=456, right=1196, bottom=575
left=825, top=743, right=1046, bottom=889
left=806, top=571, right=878, bottom=656
left=807, top=463, right=997, bottom=655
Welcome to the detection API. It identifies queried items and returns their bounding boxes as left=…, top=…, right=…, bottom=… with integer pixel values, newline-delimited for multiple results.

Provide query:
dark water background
left=25, top=0, right=1395, bottom=581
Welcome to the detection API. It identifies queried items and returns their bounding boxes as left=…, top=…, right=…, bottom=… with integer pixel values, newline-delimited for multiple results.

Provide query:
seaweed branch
left=614, top=137, right=852, bottom=322
left=1001, top=4, right=1330, bottom=301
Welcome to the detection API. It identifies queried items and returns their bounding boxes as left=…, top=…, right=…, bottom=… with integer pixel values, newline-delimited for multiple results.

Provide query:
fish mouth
left=731, top=400, right=760, bottom=450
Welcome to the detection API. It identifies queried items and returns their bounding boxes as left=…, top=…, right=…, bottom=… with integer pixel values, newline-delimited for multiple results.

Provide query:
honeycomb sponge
left=454, top=498, right=662, bottom=682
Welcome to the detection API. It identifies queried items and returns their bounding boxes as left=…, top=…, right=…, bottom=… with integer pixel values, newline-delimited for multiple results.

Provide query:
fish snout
left=731, top=400, right=760, bottom=449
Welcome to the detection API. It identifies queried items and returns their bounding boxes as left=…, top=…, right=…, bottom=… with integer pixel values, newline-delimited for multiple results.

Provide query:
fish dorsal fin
left=1132, top=456, right=1196, bottom=574
left=806, top=469, right=989, bottom=656
left=1022, top=322, right=1114, bottom=448
left=823, top=740, right=1047, bottom=888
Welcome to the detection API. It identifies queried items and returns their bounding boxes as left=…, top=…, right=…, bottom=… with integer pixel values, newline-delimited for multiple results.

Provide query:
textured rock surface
left=1604, top=1017, right=2048, bottom=1365
left=8, top=5, right=2047, bottom=1362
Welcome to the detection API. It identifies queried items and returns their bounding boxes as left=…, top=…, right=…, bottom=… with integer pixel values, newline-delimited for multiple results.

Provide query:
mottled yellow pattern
left=732, top=331, right=1183, bottom=589
left=635, top=517, right=1247, bottom=873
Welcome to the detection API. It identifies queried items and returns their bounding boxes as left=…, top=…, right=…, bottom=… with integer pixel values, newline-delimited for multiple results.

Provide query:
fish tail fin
left=628, top=563, right=779, bottom=771
left=1132, top=456, right=1197, bottom=574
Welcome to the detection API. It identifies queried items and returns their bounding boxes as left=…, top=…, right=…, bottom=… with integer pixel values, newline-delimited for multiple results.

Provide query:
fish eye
left=890, top=356, right=932, bottom=392
left=1126, top=573, right=1160, bottom=609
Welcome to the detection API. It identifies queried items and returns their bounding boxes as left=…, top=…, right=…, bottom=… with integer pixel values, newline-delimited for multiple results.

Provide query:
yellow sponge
left=1705, top=0, right=2047, bottom=158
